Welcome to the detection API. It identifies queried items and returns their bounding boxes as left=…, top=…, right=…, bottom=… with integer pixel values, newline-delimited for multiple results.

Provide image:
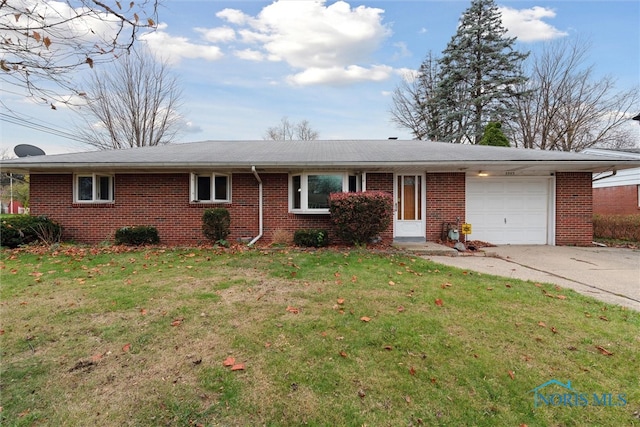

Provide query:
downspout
left=592, top=170, right=616, bottom=182
left=248, top=166, right=263, bottom=246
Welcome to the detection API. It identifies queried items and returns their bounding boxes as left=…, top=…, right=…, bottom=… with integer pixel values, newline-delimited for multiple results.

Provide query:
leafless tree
left=264, top=116, right=319, bottom=140
left=0, top=0, right=158, bottom=107
left=390, top=52, right=445, bottom=141
left=75, top=47, right=183, bottom=149
left=505, top=38, right=640, bottom=151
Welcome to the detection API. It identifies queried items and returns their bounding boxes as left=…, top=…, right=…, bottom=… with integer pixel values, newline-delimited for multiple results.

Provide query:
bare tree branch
left=74, top=47, right=183, bottom=150
left=0, top=0, right=158, bottom=106
left=263, top=116, right=319, bottom=140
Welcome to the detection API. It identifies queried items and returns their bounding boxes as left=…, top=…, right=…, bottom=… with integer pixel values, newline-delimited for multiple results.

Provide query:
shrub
left=115, top=226, right=160, bottom=246
left=293, top=229, right=329, bottom=248
left=202, top=208, right=231, bottom=243
left=0, top=215, right=62, bottom=248
left=593, top=214, right=640, bottom=242
left=329, top=191, right=393, bottom=245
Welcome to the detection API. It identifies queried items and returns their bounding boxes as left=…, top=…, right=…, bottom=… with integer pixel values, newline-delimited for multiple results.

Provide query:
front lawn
left=1, top=245, right=638, bottom=426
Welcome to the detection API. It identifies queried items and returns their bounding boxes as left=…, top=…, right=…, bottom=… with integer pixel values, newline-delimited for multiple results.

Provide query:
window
left=290, top=172, right=361, bottom=213
left=191, top=173, right=231, bottom=202
left=75, top=174, right=114, bottom=202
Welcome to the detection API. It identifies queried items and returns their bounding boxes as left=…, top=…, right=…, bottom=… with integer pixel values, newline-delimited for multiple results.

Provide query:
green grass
left=1, top=245, right=638, bottom=426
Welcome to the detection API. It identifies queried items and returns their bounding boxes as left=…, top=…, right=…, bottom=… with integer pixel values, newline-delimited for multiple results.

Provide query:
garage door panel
left=466, top=177, right=551, bottom=245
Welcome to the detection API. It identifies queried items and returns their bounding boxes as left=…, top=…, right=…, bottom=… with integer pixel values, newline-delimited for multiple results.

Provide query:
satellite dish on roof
left=14, top=144, right=46, bottom=157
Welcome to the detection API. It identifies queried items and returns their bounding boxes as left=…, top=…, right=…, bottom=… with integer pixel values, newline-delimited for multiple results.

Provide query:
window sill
left=290, top=209, right=330, bottom=215
left=190, top=200, right=231, bottom=204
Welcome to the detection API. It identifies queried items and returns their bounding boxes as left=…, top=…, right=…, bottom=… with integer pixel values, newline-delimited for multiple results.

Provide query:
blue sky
left=1, top=0, right=639, bottom=155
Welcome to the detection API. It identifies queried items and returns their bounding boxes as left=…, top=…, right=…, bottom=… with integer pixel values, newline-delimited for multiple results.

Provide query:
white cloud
left=216, top=0, right=393, bottom=85
left=141, top=24, right=224, bottom=64
left=499, top=6, right=568, bottom=42
left=287, top=64, right=394, bottom=86
left=234, top=48, right=265, bottom=61
left=194, top=26, right=236, bottom=43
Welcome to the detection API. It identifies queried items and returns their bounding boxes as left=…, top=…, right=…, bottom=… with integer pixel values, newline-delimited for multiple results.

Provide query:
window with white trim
left=191, top=173, right=231, bottom=203
left=290, top=172, right=361, bottom=213
left=74, top=173, right=114, bottom=203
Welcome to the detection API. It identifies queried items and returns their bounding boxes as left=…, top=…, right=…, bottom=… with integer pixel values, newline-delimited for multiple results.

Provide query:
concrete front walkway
left=395, top=243, right=640, bottom=311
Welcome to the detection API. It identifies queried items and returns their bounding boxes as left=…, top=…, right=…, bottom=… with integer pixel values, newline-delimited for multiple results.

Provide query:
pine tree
left=479, top=122, right=510, bottom=147
left=436, top=0, right=528, bottom=144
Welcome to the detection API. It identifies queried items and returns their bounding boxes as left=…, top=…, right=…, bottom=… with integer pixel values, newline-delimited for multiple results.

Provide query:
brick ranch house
left=4, top=140, right=640, bottom=246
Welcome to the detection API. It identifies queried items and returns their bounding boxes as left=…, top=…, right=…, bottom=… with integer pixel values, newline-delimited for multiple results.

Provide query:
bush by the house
left=329, top=191, right=393, bottom=245
left=593, top=214, right=640, bottom=242
left=115, top=226, right=160, bottom=246
left=1, top=215, right=62, bottom=248
left=293, top=229, right=329, bottom=248
left=202, top=208, right=231, bottom=244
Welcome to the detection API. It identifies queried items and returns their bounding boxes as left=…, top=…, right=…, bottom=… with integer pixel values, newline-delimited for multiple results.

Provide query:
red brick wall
left=555, top=172, right=593, bottom=246
left=365, top=172, right=394, bottom=241
left=29, top=172, right=385, bottom=245
left=426, top=173, right=466, bottom=242
left=592, top=185, right=640, bottom=215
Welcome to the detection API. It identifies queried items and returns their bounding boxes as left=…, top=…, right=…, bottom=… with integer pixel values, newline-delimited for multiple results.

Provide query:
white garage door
left=466, top=177, right=552, bottom=245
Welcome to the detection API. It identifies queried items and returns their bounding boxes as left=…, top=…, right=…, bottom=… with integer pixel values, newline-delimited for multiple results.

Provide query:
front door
left=394, top=174, right=425, bottom=239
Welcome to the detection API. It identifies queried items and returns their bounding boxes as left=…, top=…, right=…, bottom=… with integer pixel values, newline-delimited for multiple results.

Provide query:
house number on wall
left=505, top=171, right=516, bottom=176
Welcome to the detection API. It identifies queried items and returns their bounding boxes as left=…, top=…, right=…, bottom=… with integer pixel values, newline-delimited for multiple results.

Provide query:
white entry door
left=394, top=174, right=425, bottom=239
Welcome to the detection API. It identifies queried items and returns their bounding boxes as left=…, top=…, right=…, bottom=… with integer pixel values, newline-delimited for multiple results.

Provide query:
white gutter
left=248, top=166, right=263, bottom=246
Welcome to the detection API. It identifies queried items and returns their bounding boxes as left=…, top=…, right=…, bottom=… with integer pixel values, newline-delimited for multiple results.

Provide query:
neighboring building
left=582, top=148, right=640, bottom=215
left=4, top=140, right=640, bottom=246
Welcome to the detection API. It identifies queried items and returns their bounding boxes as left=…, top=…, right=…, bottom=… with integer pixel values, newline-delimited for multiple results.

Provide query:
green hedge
left=293, top=229, right=329, bottom=248
left=115, top=226, right=160, bottom=246
left=202, top=208, right=231, bottom=244
left=1, top=215, right=62, bottom=248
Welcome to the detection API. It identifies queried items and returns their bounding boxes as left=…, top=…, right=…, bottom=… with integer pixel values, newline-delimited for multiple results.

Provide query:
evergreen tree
left=479, top=122, right=510, bottom=147
left=436, top=0, right=528, bottom=144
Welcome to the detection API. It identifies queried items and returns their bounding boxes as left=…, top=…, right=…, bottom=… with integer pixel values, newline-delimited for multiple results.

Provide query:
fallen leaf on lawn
left=595, top=345, right=613, bottom=356
left=223, top=357, right=235, bottom=366
left=339, top=351, right=348, bottom=358
left=351, top=275, right=357, bottom=283
left=599, top=316, right=609, bottom=321
left=171, top=318, right=182, bottom=326
left=286, top=305, right=299, bottom=314
left=91, top=353, right=103, bottom=362
left=231, top=363, right=245, bottom=371
left=264, top=342, right=271, bottom=348
left=383, top=345, right=393, bottom=351
left=537, top=321, right=546, bottom=328
left=431, top=377, right=437, bottom=384
left=388, top=280, right=395, bottom=286
left=441, top=282, right=452, bottom=289
left=557, top=295, right=567, bottom=300
left=505, top=283, right=512, bottom=288
left=337, top=298, right=345, bottom=305
left=140, top=308, right=148, bottom=315
left=122, top=343, right=131, bottom=352
left=360, top=316, right=371, bottom=322
left=551, top=327, right=558, bottom=334
left=405, top=395, right=412, bottom=403
left=409, top=366, right=416, bottom=376
left=334, top=272, right=341, bottom=278
left=534, top=283, right=542, bottom=288
left=397, top=305, right=405, bottom=312
left=508, top=370, right=515, bottom=380
left=434, top=298, right=443, bottom=306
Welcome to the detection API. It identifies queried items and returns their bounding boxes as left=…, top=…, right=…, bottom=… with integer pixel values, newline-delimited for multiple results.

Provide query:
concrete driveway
left=425, top=245, right=640, bottom=311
